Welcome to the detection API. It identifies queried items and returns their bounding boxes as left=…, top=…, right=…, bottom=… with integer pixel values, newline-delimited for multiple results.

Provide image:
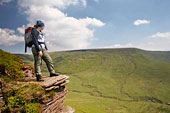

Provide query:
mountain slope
left=0, top=49, right=73, bottom=113
left=16, top=48, right=170, bottom=113
left=0, top=49, right=24, bottom=79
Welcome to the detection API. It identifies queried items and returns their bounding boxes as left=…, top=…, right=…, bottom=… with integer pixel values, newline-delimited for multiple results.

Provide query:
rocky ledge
left=40, top=75, right=74, bottom=113
left=0, top=64, right=75, bottom=113
left=25, top=75, right=74, bottom=113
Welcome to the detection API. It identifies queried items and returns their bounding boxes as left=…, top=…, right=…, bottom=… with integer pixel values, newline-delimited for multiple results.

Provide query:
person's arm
left=44, top=42, right=48, bottom=50
left=31, top=29, right=41, bottom=52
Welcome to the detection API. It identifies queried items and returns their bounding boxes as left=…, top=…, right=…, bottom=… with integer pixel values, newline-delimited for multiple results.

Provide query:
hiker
left=31, top=20, right=60, bottom=81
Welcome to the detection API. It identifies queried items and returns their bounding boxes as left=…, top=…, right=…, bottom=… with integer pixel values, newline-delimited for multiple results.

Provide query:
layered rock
left=22, top=64, right=35, bottom=80
left=23, top=74, right=74, bottom=113
left=39, top=75, right=73, bottom=113
left=0, top=64, right=75, bottom=113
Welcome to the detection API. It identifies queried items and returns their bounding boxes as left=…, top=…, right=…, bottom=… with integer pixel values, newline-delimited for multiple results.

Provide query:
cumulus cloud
left=17, top=25, right=25, bottom=34
left=134, top=19, right=150, bottom=26
left=100, top=32, right=170, bottom=51
left=18, top=0, right=80, bottom=10
left=80, top=0, right=99, bottom=7
left=0, top=28, right=24, bottom=46
left=17, top=0, right=105, bottom=51
left=102, top=43, right=134, bottom=48
left=151, top=32, right=170, bottom=38
left=100, top=41, right=170, bottom=51
left=79, top=17, right=105, bottom=27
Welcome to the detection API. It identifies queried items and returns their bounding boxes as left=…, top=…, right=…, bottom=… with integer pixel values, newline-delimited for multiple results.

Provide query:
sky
left=0, top=0, right=170, bottom=54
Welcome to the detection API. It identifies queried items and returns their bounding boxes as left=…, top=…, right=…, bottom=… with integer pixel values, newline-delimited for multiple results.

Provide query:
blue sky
left=0, top=0, right=170, bottom=53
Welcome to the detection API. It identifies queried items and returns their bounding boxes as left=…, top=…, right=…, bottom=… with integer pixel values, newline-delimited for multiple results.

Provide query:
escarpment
left=0, top=64, right=74, bottom=113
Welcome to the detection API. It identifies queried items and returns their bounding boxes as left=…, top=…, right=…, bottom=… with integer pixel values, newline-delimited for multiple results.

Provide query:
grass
left=0, top=49, right=24, bottom=79
left=16, top=48, right=170, bottom=113
left=0, top=49, right=44, bottom=112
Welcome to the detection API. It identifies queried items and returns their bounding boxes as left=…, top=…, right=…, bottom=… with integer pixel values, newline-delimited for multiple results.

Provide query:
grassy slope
left=0, top=49, right=45, bottom=112
left=16, top=48, right=170, bottom=113
left=0, top=49, right=24, bottom=78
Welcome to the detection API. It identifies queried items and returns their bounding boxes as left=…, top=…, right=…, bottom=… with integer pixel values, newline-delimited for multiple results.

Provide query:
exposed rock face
left=61, top=106, right=75, bottom=113
left=39, top=75, right=74, bottom=113
left=22, top=74, right=75, bottom=113
left=0, top=64, right=75, bottom=113
left=23, top=64, right=75, bottom=113
left=22, top=64, right=35, bottom=78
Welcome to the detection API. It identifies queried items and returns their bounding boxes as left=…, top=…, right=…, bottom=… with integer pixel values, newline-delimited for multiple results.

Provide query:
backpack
left=24, top=27, right=34, bottom=53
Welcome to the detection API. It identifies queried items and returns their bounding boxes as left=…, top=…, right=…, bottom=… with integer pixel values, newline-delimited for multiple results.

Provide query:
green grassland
left=16, top=48, right=170, bottom=113
left=0, top=49, right=24, bottom=79
left=0, top=49, right=44, bottom=112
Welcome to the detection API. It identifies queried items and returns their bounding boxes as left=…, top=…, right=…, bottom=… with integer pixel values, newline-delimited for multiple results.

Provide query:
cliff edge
left=0, top=64, right=75, bottom=113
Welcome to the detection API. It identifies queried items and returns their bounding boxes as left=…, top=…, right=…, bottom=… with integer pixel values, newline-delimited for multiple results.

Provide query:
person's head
left=34, top=20, right=45, bottom=31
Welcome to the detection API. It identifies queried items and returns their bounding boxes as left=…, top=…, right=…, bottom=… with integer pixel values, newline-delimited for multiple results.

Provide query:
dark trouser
left=31, top=47, right=55, bottom=76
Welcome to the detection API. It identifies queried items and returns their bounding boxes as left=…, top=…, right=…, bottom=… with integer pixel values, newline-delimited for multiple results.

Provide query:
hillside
left=0, top=49, right=24, bottom=79
left=0, top=49, right=73, bottom=113
left=16, top=48, right=170, bottom=113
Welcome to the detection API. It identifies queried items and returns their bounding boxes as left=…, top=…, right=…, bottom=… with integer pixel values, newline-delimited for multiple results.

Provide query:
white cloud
left=17, top=25, right=25, bottom=35
left=151, top=32, right=170, bottom=38
left=0, top=0, right=12, bottom=5
left=100, top=32, right=170, bottom=51
left=18, top=0, right=80, bottom=10
left=81, top=0, right=99, bottom=7
left=100, top=41, right=170, bottom=51
left=17, top=0, right=105, bottom=51
left=17, top=0, right=97, bottom=9
left=0, top=28, right=24, bottom=46
left=103, top=43, right=134, bottom=48
left=79, top=17, right=105, bottom=27
left=134, top=19, right=150, bottom=26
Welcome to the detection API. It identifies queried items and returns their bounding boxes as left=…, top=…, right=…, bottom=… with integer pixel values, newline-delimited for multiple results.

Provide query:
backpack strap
left=25, top=42, right=27, bottom=53
left=25, top=27, right=33, bottom=33
left=38, top=42, right=45, bottom=44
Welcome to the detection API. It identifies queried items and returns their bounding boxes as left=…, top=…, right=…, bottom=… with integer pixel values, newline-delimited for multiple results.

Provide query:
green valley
left=15, top=48, right=170, bottom=113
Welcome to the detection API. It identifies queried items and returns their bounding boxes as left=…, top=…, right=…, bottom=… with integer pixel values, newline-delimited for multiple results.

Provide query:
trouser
left=31, top=47, right=55, bottom=76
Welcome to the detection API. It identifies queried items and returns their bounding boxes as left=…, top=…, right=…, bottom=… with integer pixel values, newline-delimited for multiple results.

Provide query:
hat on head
left=36, top=20, right=45, bottom=27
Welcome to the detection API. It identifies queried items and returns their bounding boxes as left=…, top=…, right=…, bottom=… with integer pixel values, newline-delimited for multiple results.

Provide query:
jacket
left=31, top=28, right=48, bottom=52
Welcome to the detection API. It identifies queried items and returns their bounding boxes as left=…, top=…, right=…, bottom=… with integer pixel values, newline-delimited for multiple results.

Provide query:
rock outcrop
left=0, top=64, right=75, bottom=113
left=39, top=75, right=74, bottom=113
left=23, top=64, right=75, bottom=113
left=22, top=64, right=35, bottom=78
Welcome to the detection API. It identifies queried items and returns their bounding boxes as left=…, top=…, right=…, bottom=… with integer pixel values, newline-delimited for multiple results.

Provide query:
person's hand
left=39, top=51, right=43, bottom=57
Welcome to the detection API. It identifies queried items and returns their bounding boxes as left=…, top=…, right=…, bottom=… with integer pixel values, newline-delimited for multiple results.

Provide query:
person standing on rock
left=31, top=20, right=60, bottom=81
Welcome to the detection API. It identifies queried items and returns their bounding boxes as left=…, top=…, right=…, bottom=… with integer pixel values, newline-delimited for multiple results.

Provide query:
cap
left=36, top=20, right=45, bottom=27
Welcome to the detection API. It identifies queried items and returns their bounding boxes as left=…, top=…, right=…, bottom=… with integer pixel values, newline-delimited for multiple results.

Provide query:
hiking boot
left=50, top=72, right=60, bottom=77
left=36, top=74, right=42, bottom=81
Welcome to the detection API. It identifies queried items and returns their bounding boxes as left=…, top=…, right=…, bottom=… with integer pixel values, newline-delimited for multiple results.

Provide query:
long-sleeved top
left=31, top=28, right=48, bottom=52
